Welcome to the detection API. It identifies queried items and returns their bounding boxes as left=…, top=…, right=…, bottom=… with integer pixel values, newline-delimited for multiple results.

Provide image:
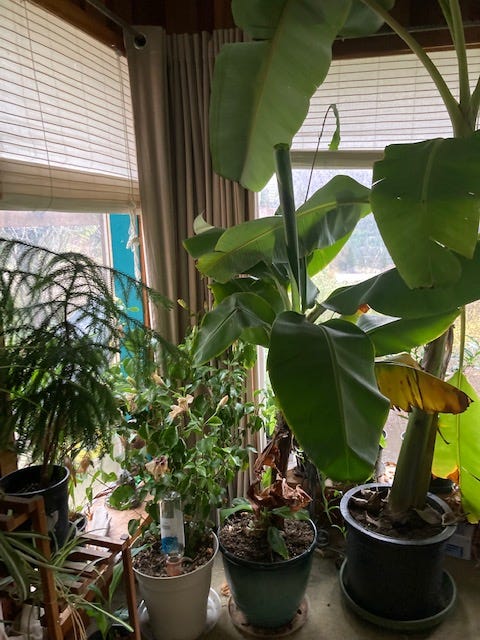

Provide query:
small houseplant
left=112, top=328, right=262, bottom=640
left=85, top=561, right=131, bottom=640
left=218, top=414, right=317, bottom=631
left=0, top=513, right=132, bottom=640
left=0, top=237, right=167, bottom=546
left=185, top=0, right=480, bottom=629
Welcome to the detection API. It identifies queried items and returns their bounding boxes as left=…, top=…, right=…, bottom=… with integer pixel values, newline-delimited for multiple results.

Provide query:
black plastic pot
left=0, top=465, right=70, bottom=547
left=220, top=519, right=317, bottom=630
left=340, top=483, right=456, bottom=627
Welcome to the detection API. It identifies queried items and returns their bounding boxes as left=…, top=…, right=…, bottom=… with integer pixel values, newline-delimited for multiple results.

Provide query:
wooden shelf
left=0, top=495, right=140, bottom=640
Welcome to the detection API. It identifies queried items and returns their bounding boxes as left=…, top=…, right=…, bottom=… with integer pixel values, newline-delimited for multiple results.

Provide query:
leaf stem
left=274, top=145, right=303, bottom=312
left=458, top=306, right=466, bottom=373
left=445, top=0, right=476, bottom=134
left=360, top=0, right=463, bottom=132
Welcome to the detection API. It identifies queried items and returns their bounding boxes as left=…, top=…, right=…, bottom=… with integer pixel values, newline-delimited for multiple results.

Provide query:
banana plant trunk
left=388, top=329, right=453, bottom=515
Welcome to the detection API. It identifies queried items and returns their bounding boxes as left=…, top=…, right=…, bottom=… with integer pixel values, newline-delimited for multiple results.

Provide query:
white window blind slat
left=0, top=0, right=139, bottom=213
left=1, top=158, right=139, bottom=212
left=294, top=49, right=480, bottom=152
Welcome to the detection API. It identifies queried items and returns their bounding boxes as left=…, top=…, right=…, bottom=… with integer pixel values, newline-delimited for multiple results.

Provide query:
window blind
left=0, top=0, right=139, bottom=212
left=293, top=49, right=480, bottom=152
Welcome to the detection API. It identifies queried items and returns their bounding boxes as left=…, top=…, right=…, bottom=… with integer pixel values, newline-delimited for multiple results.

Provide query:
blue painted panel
left=109, top=213, right=144, bottom=324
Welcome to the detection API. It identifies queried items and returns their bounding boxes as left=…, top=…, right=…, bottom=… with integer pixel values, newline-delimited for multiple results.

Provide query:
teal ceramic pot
left=220, top=519, right=317, bottom=629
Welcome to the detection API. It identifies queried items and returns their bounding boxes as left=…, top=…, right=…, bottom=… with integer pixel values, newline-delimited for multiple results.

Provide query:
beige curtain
left=125, top=27, right=259, bottom=496
left=125, top=27, right=254, bottom=343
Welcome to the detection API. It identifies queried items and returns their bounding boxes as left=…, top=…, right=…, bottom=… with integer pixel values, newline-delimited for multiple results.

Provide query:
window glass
left=0, top=211, right=109, bottom=264
left=0, top=210, right=142, bottom=321
left=258, top=168, right=392, bottom=300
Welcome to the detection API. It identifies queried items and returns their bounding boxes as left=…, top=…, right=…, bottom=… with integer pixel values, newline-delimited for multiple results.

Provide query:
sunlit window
left=258, top=167, right=393, bottom=300
left=0, top=211, right=110, bottom=263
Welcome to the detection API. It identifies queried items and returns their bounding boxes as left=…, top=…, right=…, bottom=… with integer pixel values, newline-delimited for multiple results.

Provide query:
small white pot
left=134, top=533, right=218, bottom=640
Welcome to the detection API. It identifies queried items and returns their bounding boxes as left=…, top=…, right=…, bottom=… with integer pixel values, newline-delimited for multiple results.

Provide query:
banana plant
left=186, top=144, right=469, bottom=480
left=186, top=0, right=480, bottom=519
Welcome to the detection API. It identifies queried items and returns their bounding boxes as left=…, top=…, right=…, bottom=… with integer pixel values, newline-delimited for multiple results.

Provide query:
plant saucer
left=227, top=597, right=309, bottom=637
left=339, top=560, right=457, bottom=632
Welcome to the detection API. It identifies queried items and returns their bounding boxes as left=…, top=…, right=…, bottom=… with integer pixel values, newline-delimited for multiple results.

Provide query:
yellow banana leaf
left=375, top=357, right=472, bottom=415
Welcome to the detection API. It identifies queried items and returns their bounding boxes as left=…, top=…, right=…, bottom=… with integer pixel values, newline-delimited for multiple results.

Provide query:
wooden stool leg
left=30, top=496, right=63, bottom=640
left=121, top=543, right=141, bottom=640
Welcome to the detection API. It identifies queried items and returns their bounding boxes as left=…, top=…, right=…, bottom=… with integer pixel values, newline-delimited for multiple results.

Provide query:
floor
left=205, top=552, right=479, bottom=640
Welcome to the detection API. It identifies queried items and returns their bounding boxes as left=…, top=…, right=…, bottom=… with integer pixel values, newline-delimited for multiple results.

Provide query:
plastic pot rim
left=340, top=483, right=456, bottom=547
left=218, top=518, right=317, bottom=569
left=133, top=530, right=218, bottom=581
left=0, top=464, right=70, bottom=495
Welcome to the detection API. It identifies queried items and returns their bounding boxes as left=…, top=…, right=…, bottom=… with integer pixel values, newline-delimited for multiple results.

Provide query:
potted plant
left=184, top=0, right=480, bottom=630
left=0, top=526, right=50, bottom=634
left=0, top=237, right=166, bottom=546
left=111, top=328, right=262, bottom=640
left=218, top=414, right=317, bottom=632
left=0, top=512, right=132, bottom=640
left=85, top=562, right=132, bottom=640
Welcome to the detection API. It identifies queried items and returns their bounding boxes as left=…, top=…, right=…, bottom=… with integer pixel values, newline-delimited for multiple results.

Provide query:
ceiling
left=32, top=0, right=480, bottom=57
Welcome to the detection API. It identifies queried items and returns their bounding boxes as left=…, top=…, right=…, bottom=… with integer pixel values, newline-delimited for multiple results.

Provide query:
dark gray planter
left=220, top=519, right=317, bottom=630
left=0, top=464, right=70, bottom=547
left=340, top=483, right=457, bottom=629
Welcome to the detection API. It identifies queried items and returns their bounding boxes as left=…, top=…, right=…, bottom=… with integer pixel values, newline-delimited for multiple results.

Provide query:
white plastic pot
left=134, top=533, right=218, bottom=640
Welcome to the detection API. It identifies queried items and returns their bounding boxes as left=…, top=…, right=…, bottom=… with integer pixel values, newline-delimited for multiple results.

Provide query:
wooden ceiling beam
left=29, top=0, right=480, bottom=58
left=31, top=0, right=124, bottom=51
left=334, top=25, right=480, bottom=60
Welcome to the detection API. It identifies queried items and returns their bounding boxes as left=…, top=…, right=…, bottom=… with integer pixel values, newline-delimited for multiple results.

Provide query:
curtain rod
left=84, top=0, right=146, bottom=47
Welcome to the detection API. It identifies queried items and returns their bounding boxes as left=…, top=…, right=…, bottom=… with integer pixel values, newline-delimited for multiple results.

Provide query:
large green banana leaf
left=192, top=292, right=276, bottom=364
left=211, top=0, right=393, bottom=190
left=211, top=0, right=352, bottom=190
left=324, top=241, right=480, bottom=319
left=197, top=217, right=282, bottom=282
left=433, top=371, right=480, bottom=522
left=295, top=176, right=370, bottom=254
left=267, top=311, right=389, bottom=481
left=184, top=218, right=291, bottom=287
left=307, top=234, right=351, bottom=277
left=372, top=134, right=480, bottom=289
left=211, top=277, right=285, bottom=313
left=358, top=310, right=460, bottom=357
left=339, top=0, right=395, bottom=36
left=183, top=226, right=224, bottom=258
left=195, top=176, right=369, bottom=282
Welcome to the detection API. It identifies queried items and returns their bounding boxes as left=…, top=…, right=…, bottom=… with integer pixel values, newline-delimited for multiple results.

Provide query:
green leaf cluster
left=0, top=525, right=131, bottom=639
left=110, top=328, right=265, bottom=553
left=185, top=160, right=462, bottom=483
left=0, top=238, right=168, bottom=486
